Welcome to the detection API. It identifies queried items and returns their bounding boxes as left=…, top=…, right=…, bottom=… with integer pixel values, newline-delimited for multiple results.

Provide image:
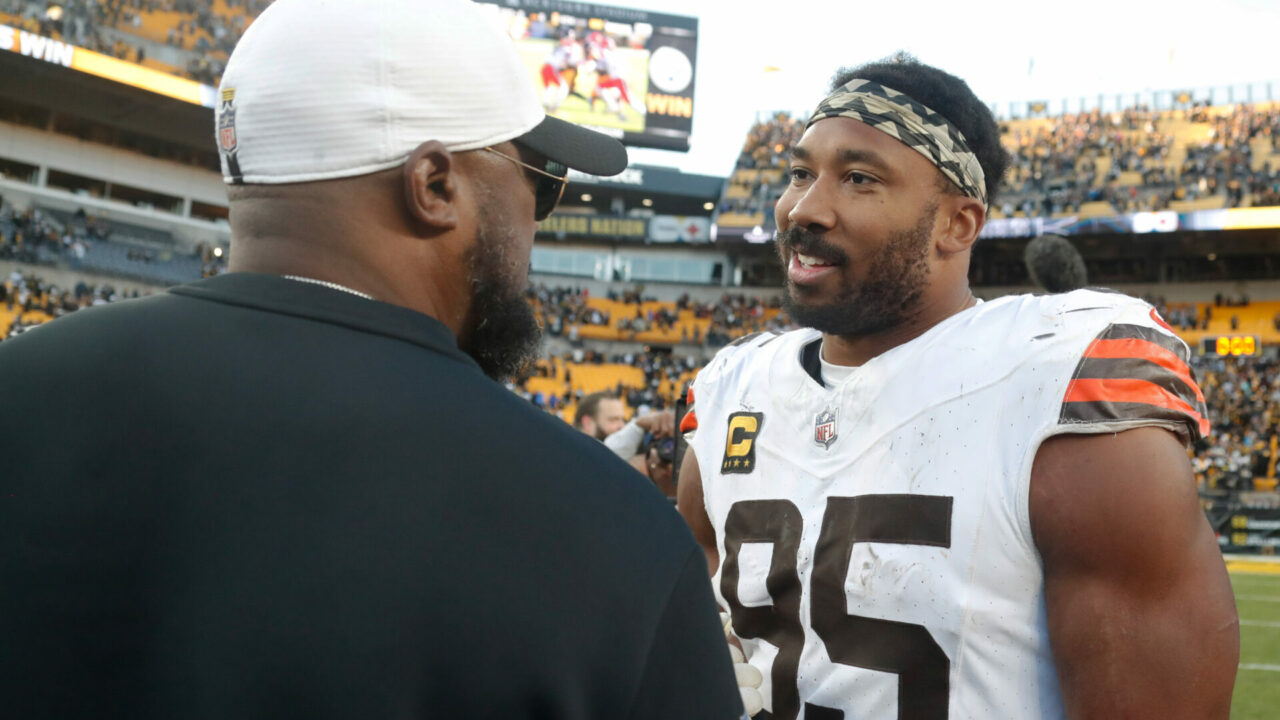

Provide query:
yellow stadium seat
left=716, top=212, right=766, bottom=228
left=1115, top=171, right=1143, bottom=187
left=1075, top=201, right=1116, bottom=219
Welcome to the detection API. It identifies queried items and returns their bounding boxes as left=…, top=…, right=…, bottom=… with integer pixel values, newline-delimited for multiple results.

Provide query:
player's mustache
left=776, top=226, right=849, bottom=265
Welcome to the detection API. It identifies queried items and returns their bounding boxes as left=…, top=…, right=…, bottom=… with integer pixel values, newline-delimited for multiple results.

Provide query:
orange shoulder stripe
left=1064, top=377, right=1209, bottom=435
left=1083, top=337, right=1205, bottom=404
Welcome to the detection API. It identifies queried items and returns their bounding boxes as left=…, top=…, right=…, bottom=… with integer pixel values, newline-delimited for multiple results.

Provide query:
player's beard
left=779, top=202, right=936, bottom=337
left=462, top=214, right=542, bottom=382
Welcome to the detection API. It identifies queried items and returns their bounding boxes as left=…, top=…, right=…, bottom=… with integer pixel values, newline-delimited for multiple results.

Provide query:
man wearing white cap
left=0, top=1, right=744, bottom=718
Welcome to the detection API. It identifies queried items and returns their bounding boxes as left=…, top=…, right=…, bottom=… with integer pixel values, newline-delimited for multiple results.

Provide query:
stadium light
left=580, top=193, right=592, bottom=202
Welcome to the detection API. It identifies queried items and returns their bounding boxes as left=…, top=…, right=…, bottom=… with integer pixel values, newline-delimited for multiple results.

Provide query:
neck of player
left=224, top=171, right=476, bottom=341
left=821, top=285, right=978, bottom=368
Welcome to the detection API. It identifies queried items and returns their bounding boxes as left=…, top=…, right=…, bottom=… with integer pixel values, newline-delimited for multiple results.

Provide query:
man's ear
left=936, top=195, right=986, bottom=255
left=403, top=140, right=460, bottom=231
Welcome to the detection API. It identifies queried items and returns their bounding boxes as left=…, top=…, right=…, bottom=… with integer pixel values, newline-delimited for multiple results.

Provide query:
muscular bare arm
left=676, top=447, right=719, bottom=577
left=1030, top=427, right=1239, bottom=719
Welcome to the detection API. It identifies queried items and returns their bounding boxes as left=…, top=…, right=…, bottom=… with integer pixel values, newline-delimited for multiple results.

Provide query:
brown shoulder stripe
left=1059, top=322, right=1210, bottom=440
left=1060, top=399, right=1209, bottom=440
left=1096, top=323, right=1189, bottom=362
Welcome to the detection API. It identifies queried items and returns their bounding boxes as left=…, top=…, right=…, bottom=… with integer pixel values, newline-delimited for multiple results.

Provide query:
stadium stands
left=513, top=345, right=701, bottom=429
left=1, top=200, right=221, bottom=284
left=1194, top=353, right=1280, bottom=493
left=507, top=283, right=1280, bottom=493
left=73, top=238, right=204, bottom=285
left=0, top=266, right=149, bottom=338
left=719, top=101, right=1280, bottom=227
left=0, top=0, right=268, bottom=84
left=530, top=284, right=785, bottom=347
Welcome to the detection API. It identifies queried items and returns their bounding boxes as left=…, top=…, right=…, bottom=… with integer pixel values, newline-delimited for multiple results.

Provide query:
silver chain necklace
left=282, top=275, right=374, bottom=301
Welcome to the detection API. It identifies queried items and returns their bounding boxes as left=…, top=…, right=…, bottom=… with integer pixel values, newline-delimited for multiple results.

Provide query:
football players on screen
left=677, top=54, right=1239, bottom=720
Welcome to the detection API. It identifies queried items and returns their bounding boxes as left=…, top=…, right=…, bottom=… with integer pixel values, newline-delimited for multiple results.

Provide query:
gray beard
left=463, top=223, right=542, bottom=381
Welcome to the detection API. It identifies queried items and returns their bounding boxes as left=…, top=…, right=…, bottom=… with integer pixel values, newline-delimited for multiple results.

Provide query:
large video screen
left=476, top=0, right=698, bottom=153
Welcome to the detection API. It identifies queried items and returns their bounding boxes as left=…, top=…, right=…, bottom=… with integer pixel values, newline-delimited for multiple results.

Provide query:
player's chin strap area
left=807, top=78, right=987, bottom=207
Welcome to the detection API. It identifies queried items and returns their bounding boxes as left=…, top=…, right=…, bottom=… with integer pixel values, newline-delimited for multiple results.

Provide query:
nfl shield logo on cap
left=218, top=87, right=238, bottom=154
left=814, top=407, right=838, bottom=450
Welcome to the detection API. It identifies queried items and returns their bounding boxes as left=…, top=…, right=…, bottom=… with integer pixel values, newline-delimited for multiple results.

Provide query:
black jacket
left=0, top=272, right=741, bottom=720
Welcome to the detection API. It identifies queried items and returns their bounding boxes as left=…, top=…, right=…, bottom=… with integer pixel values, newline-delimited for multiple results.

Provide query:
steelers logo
left=648, top=46, right=693, bottom=94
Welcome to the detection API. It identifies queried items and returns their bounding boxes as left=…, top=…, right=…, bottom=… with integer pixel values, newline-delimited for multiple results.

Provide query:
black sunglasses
left=483, top=146, right=568, bottom=221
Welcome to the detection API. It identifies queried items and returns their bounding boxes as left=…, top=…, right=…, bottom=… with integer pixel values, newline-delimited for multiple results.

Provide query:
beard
left=463, top=218, right=543, bottom=381
left=778, top=202, right=936, bottom=337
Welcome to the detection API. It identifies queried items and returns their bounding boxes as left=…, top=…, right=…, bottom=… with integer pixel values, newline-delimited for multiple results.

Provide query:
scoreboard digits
left=1202, top=335, right=1259, bottom=357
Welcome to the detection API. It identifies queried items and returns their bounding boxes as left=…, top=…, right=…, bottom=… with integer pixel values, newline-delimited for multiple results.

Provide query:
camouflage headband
left=807, top=78, right=988, bottom=206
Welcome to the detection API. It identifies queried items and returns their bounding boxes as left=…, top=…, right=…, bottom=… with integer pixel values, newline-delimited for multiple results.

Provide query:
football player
left=677, top=54, right=1239, bottom=720
left=538, top=31, right=583, bottom=112
left=586, top=36, right=639, bottom=121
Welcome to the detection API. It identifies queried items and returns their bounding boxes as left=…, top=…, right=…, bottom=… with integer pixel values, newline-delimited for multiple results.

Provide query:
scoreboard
left=1201, top=335, right=1260, bottom=357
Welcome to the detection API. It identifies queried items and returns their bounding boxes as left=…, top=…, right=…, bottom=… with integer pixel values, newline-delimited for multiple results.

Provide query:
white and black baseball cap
left=214, top=0, right=628, bottom=185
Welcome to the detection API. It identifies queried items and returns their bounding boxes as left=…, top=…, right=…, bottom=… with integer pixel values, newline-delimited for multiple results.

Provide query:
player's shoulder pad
left=1040, top=289, right=1209, bottom=443
left=682, top=328, right=817, bottom=438
left=694, top=327, right=816, bottom=388
left=973, top=288, right=1173, bottom=355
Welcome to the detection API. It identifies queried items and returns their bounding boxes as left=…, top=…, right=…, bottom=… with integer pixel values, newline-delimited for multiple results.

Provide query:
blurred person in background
left=576, top=388, right=678, bottom=463
left=574, top=389, right=628, bottom=439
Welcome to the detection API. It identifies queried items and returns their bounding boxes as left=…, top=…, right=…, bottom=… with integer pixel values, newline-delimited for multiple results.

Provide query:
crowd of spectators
left=719, top=113, right=803, bottom=218
left=527, top=283, right=786, bottom=346
left=1, top=199, right=227, bottom=283
left=726, top=100, right=1280, bottom=223
left=516, top=287, right=1280, bottom=494
left=1001, top=106, right=1177, bottom=216
left=1193, top=353, right=1280, bottom=491
left=1147, top=293, right=1253, bottom=332
left=737, top=113, right=803, bottom=171
left=0, top=0, right=270, bottom=84
left=515, top=347, right=702, bottom=416
left=0, top=203, right=74, bottom=264
left=1, top=268, right=144, bottom=338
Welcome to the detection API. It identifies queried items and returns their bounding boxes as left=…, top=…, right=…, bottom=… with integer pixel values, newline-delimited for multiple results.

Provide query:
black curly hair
left=829, top=52, right=1009, bottom=205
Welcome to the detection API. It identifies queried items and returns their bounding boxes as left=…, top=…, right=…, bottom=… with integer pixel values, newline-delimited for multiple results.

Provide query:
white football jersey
left=684, top=290, right=1207, bottom=720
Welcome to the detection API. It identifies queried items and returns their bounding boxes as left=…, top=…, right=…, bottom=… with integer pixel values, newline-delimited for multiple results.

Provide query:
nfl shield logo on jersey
left=814, top=407, right=838, bottom=449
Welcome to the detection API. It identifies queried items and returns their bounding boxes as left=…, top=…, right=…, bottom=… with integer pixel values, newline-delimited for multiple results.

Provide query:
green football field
left=1230, top=567, right=1280, bottom=720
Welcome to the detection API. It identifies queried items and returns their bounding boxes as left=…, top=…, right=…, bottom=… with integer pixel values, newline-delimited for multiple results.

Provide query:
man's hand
left=635, top=410, right=675, bottom=438
left=721, top=612, right=763, bottom=716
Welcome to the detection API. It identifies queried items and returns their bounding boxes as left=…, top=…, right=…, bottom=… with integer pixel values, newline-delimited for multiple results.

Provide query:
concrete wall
left=0, top=177, right=230, bottom=248
left=0, top=121, right=226, bottom=207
